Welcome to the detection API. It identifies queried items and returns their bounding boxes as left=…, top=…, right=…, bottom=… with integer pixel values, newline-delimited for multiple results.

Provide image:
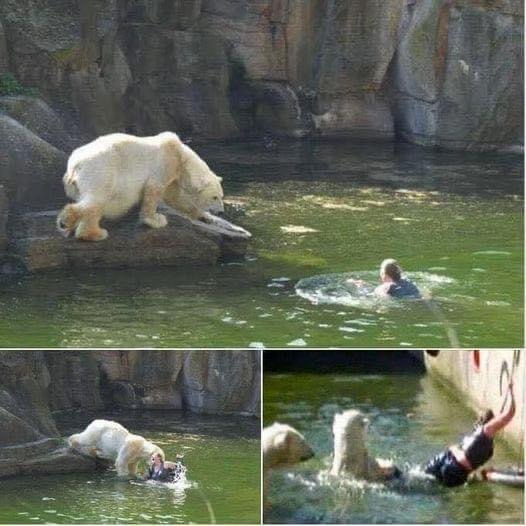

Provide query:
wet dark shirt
left=387, top=278, right=421, bottom=299
left=147, top=465, right=173, bottom=482
left=461, top=426, right=494, bottom=469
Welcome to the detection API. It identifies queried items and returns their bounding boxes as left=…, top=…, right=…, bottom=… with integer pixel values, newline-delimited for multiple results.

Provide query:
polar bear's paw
left=77, top=228, right=109, bottom=242
left=141, top=213, right=168, bottom=229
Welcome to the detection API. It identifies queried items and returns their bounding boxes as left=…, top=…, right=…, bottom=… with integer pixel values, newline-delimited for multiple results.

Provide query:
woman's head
left=380, top=259, right=402, bottom=282
left=151, top=453, right=163, bottom=465
left=476, top=409, right=494, bottom=426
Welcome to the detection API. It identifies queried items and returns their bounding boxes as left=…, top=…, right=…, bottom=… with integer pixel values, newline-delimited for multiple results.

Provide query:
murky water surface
left=263, top=361, right=524, bottom=524
left=0, top=411, right=260, bottom=524
left=0, top=140, right=522, bottom=347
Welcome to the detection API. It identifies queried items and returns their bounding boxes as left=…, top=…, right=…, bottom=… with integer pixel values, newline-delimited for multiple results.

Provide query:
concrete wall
left=424, top=350, right=524, bottom=453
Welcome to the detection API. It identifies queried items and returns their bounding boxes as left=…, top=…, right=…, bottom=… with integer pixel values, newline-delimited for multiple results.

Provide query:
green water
left=263, top=364, right=524, bottom=524
left=0, top=140, right=522, bottom=347
left=0, top=411, right=260, bottom=524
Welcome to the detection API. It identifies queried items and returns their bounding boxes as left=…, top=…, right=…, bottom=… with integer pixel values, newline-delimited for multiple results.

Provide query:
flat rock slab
left=0, top=438, right=105, bottom=478
left=10, top=209, right=249, bottom=273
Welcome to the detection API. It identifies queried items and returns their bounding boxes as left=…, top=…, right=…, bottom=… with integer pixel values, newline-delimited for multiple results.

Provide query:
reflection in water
left=0, top=140, right=522, bottom=347
left=264, top=366, right=523, bottom=524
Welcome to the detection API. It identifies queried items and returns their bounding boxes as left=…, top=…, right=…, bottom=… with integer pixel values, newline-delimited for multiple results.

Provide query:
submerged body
left=385, top=278, right=421, bottom=298
left=146, top=459, right=186, bottom=483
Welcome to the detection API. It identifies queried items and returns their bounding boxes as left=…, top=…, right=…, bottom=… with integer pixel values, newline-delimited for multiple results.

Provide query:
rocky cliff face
left=0, top=350, right=260, bottom=477
left=0, top=0, right=522, bottom=149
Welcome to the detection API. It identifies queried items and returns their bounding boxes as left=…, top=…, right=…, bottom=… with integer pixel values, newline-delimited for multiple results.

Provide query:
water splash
left=295, top=271, right=455, bottom=310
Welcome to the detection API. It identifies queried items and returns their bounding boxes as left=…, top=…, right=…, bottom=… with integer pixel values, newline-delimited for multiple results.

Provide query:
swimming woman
left=425, top=381, right=516, bottom=487
left=145, top=453, right=185, bottom=482
left=374, top=259, right=421, bottom=298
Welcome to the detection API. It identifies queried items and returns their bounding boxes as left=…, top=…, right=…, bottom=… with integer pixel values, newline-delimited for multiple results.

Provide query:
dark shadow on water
left=264, top=350, right=426, bottom=374
left=196, top=139, right=523, bottom=200
left=54, top=409, right=260, bottom=441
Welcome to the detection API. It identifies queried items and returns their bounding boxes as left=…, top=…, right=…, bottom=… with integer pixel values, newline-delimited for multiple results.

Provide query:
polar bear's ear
left=217, top=176, right=223, bottom=183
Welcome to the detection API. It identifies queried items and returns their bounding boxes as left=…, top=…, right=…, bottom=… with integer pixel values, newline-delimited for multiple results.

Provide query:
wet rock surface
left=7, top=208, right=249, bottom=273
left=0, top=350, right=260, bottom=478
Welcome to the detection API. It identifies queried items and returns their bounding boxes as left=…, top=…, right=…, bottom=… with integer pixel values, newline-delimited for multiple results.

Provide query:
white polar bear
left=263, top=422, right=314, bottom=508
left=68, top=419, right=164, bottom=477
left=330, top=409, right=397, bottom=481
left=56, top=132, right=224, bottom=241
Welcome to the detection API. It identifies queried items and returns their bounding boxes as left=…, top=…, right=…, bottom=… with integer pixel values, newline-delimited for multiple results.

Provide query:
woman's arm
left=484, top=383, right=515, bottom=438
left=374, top=283, right=392, bottom=297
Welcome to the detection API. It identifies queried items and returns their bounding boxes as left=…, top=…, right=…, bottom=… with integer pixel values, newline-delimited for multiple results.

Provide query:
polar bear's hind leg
left=140, top=181, right=168, bottom=229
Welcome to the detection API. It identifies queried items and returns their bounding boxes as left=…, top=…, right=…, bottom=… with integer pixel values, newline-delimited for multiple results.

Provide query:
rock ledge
left=8, top=209, right=249, bottom=273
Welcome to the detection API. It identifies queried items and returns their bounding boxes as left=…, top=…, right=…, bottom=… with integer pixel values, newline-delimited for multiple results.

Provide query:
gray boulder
left=0, top=95, right=71, bottom=150
left=0, top=114, right=66, bottom=208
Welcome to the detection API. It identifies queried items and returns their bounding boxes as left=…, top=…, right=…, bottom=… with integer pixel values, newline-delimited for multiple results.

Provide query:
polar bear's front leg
left=115, top=447, right=132, bottom=477
left=74, top=204, right=108, bottom=242
left=127, top=461, right=139, bottom=476
left=140, top=183, right=168, bottom=229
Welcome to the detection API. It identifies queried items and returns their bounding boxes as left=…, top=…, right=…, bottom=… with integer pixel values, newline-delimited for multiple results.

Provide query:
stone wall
left=424, top=349, right=524, bottom=452
left=0, top=0, right=522, bottom=152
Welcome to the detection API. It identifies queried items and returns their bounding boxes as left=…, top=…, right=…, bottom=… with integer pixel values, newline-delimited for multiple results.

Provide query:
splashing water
left=264, top=368, right=523, bottom=524
left=295, top=271, right=455, bottom=310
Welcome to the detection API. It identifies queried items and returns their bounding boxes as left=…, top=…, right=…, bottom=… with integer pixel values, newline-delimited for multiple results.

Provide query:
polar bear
left=56, top=132, right=224, bottom=241
left=330, top=409, right=398, bottom=481
left=68, top=419, right=164, bottom=477
left=263, top=422, right=314, bottom=508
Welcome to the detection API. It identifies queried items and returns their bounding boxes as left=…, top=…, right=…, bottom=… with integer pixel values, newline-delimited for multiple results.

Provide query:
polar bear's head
left=68, top=433, right=80, bottom=449
left=263, top=422, right=314, bottom=470
left=164, top=142, right=224, bottom=217
left=330, top=409, right=371, bottom=477
left=142, top=440, right=165, bottom=463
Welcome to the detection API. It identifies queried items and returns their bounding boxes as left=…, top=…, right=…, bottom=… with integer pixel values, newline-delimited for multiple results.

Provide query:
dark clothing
left=148, top=465, right=174, bottom=482
left=425, top=450, right=469, bottom=487
left=425, top=426, right=494, bottom=487
left=147, top=462, right=185, bottom=483
left=387, top=278, right=421, bottom=299
left=461, top=426, right=494, bottom=469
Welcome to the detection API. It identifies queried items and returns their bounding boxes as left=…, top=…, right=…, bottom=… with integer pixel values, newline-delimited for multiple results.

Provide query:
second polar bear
left=68, top=419, right=164, bottom=477
left=330, top=409, right=398, bottom=481
left=263, top=422, right=314, bottom=507
left=57, top=132, right=224, bottom=241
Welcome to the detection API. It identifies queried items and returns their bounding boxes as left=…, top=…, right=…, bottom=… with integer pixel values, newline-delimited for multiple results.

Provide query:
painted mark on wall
left=499, top=350, right=521, bottom=412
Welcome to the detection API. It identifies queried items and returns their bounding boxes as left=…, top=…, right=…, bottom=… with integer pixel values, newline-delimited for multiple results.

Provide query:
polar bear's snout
left=57, top=218, right=72, bottom=237
left=207, top=196, right=224, bottom=215
left=300, top=445, right=315, bottom=461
